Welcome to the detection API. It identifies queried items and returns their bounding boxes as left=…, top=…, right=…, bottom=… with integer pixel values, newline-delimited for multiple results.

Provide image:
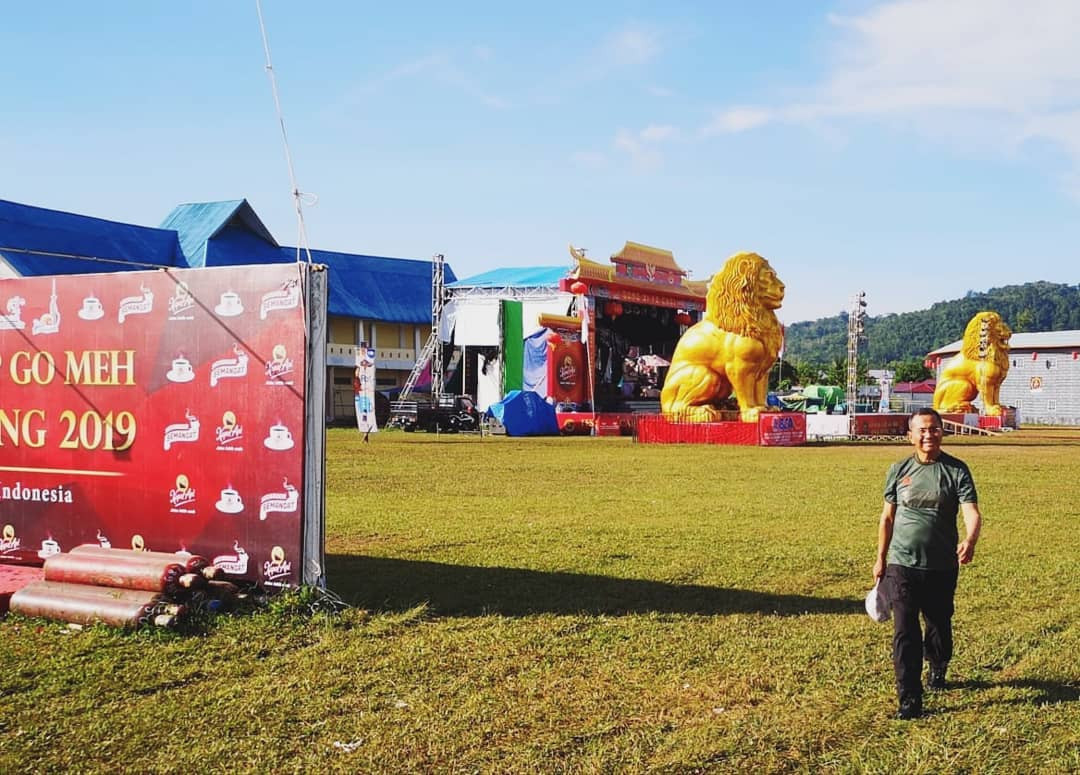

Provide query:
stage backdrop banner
left=0, top=263, right=327, bottom=587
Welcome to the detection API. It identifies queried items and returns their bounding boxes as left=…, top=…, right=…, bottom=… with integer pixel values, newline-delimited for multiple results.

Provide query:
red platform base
left=556, top=412, right=637, bottom=436
left=0, top=564, right=46, bottom=616
left=636, top=412, right=806, bottom=446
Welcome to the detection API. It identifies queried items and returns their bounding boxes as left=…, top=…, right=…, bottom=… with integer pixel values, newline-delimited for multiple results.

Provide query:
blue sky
left=4, top=1, right=1079, bottom=323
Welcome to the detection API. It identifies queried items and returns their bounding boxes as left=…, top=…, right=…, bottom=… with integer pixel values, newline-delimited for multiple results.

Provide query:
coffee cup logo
left=216, top=486, right=244, bottom=514
left=264, top=422, right=294, bottom=450
left=215, top=290, right=244, bottom=317
left=167, top=355, right=195, bottom=383
left=78, top=295, right=104, bottom=321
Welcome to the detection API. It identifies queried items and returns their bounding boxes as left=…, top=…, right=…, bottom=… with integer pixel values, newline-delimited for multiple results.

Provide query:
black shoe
left=895, top=697, right=922, bottom=720
left=928, top=666, right=947, bottom=691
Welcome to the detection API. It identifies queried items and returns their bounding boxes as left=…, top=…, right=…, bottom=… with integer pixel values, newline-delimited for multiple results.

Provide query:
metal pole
left=431, top=253, right=445, bottom=405
left=847, top=291, right=866, bottom=437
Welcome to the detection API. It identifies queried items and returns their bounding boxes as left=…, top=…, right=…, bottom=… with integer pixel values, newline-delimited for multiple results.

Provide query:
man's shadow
left=955, top=678, right=1079, bottom=706
left=327, top=554, right=862, bottom=617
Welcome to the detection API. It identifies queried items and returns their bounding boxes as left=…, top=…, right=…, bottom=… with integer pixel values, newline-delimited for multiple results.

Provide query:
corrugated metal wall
left=998, top=349, right=1080, bottom=425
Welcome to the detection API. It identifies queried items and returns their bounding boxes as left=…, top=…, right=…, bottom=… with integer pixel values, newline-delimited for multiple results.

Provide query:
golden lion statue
left=660, top=252, right=784, bottom=423
left=932, top=311, right=1012, bottom=416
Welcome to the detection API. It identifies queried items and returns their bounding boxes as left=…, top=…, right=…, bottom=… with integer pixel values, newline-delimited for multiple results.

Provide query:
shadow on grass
left=327, top=554, right=862, bottom=617
left=958, top=678, right=1080, bottom=706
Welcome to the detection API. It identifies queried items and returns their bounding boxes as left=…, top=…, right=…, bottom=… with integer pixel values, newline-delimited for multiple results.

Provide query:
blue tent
left=486, top=390, right=559, bottom=437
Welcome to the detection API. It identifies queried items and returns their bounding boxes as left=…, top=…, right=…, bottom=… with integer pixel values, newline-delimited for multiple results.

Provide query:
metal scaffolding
left=847, top=291, right=867, bottom=435
left=399, top=253, right=446, bottom=402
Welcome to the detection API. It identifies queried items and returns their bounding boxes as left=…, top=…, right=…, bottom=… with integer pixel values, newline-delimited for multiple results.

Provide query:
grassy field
left=2, top=428, right=1079, bottom=773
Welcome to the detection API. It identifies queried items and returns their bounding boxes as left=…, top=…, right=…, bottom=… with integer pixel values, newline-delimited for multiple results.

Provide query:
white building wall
left=937, top=348, right=1080, bottom=425
left=998, top=350, right=1080, bottom=425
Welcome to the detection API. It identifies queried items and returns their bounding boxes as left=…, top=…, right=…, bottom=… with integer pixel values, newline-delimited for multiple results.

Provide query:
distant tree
left=1014, top=308, right=1035, bottom=332
left=824, top=356, right=847, bottom=386
left=887, top=358, right=932, bottom=383
left=782, top=281, right=1080, bottom=365
left=768, top=358, right=799, bottom=392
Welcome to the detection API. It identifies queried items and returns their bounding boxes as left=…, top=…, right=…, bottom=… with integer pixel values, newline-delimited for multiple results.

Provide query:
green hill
left=782, top=281, right=1080, bottom=377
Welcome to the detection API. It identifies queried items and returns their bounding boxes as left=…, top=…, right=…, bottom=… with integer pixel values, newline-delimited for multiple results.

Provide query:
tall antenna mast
left=847, top=291, right=867, bottom=436
left=255, top=0, right=314, bottom=263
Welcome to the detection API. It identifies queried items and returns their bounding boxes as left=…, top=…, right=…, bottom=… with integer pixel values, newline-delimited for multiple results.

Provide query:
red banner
left=0, top=265, right=309, bottom=586
left=548, top=341, right=586, bottom=405
left=757, top=412, right=807, bottom=446
left=852, top=413, right=910, bottom=436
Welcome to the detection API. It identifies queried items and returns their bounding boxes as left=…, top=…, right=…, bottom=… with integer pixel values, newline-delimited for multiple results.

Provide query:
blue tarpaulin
left=522, top=329, right=549, bottom=396
left=0, top=199, right=185, bottom=275
left=1, top=197, right=452, bottom=324
left=485, top=390, right=559, bottom=437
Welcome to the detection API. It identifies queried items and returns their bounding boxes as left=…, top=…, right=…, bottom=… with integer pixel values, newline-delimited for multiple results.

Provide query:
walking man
left=873, top=408, right=983, bottom=720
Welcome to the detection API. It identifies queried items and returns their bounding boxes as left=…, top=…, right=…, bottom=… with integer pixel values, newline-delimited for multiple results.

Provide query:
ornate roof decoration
left=611, top=241, right=685, bottom=276
left=566, top=243, right=703, bottom=302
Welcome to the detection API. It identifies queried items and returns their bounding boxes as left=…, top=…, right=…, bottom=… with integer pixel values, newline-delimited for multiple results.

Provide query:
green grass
left=2, top=429, right=1079, bottom=773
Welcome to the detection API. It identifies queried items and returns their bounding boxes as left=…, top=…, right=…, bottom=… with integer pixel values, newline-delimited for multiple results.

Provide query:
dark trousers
left=885, top=563, right=958, bottom=701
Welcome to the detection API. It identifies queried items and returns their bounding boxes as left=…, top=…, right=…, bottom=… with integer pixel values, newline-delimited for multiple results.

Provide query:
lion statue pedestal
left=932, top=311, right=1012, bottom=416
left=660, top=252, right=784, bottom=423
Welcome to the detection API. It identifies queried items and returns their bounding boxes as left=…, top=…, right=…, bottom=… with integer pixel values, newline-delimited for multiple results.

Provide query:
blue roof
left=159, top=200, right=278, bottom=267
left=0, top=198, right=184, bottom=275
left=298, top=248, right=456, bottom=323
left=1, top=197, right=450, bottom=323
left=449, top=266, right=567, bottom=288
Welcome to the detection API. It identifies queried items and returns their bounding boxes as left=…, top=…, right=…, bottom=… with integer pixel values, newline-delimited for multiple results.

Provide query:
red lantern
left=613, top=302, right=624, bottom=316
left=676, top=312, right=692, bottom=325
left=570, top=281, right=588, bottom=295
left=547, top=331, right=562, bottom=345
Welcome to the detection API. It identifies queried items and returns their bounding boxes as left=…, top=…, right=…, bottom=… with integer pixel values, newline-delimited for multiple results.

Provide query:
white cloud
left=647, top=85, right=674, bottom=98
left=640, top=124, right=679, bottom=142
left=704, top=0, right=1080, bottom=166
left=603, top=23, right=663, bottom=66
left=355, top=49, right=508, bottom=109
left=701, top=107, right=773, bottom=135
left=613, top=125, right=679, bottom=171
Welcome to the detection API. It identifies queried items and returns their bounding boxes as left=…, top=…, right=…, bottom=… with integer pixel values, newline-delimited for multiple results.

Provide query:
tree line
left=773, top=281, right=1080, bottom=390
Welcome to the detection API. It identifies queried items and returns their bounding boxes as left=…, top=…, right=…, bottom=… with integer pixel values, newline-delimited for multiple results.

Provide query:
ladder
left=398, top=253, right=447, bottom=402
left=398, top=332, right=437, bottom=401
left=942, top=418, right=999, bottom=437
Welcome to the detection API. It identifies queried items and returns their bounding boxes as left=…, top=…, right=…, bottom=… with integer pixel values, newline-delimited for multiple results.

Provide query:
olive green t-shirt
left=884, top=451, right=977, bottom=570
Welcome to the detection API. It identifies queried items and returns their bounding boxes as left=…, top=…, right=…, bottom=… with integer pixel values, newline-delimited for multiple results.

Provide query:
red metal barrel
left=71, top=545, right=212, bottom=575
left=11, top=581, right=166, bottom=628
left=44, top=552, right=185, bottom=593
left=24, top=579, right=163, bottom=605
